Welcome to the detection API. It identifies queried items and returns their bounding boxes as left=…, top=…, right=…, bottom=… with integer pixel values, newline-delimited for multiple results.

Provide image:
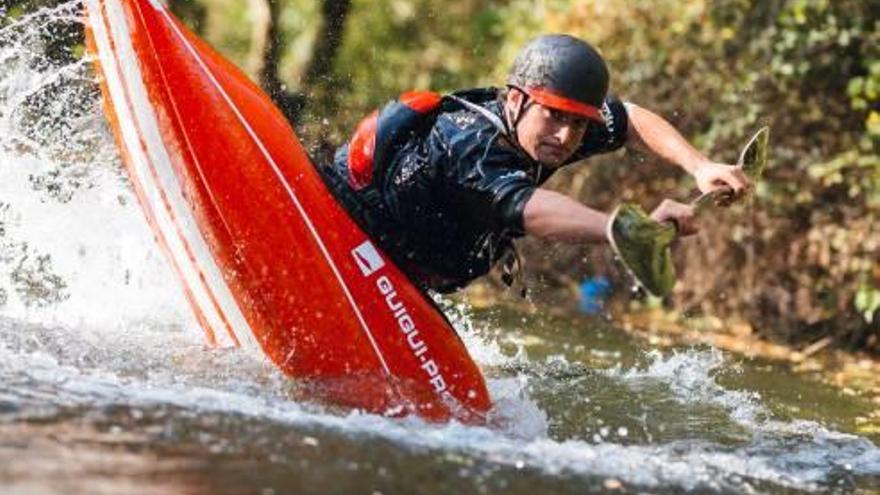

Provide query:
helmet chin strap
left=505, top=86, right=535, bottom=153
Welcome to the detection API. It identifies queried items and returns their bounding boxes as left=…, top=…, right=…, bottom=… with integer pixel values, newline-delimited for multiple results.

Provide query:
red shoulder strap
left=399, top=91, right=442, bottom=113
left=347, top=91, right=443, bottom=190
left=348, top=110, right=379, bottom=190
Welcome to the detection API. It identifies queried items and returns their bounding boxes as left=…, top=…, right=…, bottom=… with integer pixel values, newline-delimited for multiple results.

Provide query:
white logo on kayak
left=354, top=241, right=451, bottom=396
left=352, top=240, right=385, bottom=277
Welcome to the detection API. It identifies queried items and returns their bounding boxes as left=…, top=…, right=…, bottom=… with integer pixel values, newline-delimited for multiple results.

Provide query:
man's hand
left=625, top=105, right=753, bottom=205
left=693, top=161, right=752, bottom=203
left=650, top=199, right=698, bottom=236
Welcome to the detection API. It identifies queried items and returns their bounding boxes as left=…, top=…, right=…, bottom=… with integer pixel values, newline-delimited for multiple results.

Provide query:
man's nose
left=554, top=124, right=573, bottom=144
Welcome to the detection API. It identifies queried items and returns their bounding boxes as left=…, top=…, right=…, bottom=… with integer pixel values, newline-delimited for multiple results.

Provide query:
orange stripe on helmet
left=525, top=87, right=604, bottom=122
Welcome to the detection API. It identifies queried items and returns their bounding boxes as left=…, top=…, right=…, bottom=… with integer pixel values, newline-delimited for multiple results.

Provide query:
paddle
left=606, top=127, right=769, bottom=298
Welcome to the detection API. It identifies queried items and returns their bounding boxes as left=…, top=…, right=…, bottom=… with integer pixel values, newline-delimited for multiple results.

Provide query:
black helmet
left=507, top=34, right=609, bottom=122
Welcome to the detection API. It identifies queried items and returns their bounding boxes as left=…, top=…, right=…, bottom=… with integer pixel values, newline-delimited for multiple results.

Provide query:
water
left=1, top=4, right=879, bottom=494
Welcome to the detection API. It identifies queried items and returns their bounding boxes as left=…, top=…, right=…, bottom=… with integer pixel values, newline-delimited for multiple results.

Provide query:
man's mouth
left=538, top=142, right=566, bottom=160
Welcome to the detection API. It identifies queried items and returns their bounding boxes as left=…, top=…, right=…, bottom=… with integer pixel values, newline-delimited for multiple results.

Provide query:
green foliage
left=856, top=284, right=880, bottom=323
left=327, top=0, right=510, bottom=139
left=757, top=0, right=879, bottom=330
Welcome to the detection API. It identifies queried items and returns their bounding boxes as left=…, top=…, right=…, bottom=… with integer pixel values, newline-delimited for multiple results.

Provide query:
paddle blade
left=606, top=203, right=677, bottom=298
left=738, top=126, right=769, bottom=182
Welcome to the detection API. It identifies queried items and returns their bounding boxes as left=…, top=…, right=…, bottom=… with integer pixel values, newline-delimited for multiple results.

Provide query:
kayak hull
left=84, top=0, right=491, bottom=422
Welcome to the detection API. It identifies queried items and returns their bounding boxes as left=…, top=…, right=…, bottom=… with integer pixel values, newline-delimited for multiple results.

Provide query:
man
left=320, top=34, right=750, bottom=294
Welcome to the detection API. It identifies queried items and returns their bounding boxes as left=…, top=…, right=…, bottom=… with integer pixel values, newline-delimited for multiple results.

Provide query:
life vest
left=346, top=90, right=509, bottom=190
left=339, top=89, right=529, bottom=295
left=347, top=91, right=444, bottom=190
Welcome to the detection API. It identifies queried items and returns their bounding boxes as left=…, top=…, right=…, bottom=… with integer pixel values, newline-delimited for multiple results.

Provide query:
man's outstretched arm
left=522, top=189, right=609, bottom=243
left=522, top=189, right=697, bottom=243
left=624, top=103, right=751, bottom=196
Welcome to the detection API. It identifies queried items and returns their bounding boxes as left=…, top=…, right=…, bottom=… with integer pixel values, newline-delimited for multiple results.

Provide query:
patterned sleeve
left=571, top=94, right=629, bottom=160
left=438, top=127, right=536, bottom=236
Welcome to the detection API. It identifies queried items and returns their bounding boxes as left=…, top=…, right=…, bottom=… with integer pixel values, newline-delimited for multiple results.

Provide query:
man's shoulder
left=435, top=88, right=503, bottom=132
left=433, top=88, right=520, bottom=152
left=433, top=104, right=521, bottom=162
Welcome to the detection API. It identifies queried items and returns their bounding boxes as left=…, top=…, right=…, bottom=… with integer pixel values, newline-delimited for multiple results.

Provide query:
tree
left=242, top=0, right=351, bottom=124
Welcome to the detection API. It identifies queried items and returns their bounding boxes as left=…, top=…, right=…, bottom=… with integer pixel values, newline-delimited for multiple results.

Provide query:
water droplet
left=603, top=478, right=623, bottom=490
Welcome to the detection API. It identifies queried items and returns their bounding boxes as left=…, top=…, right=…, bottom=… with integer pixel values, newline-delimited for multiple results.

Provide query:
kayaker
left=320, top=34, right=750, bottom=293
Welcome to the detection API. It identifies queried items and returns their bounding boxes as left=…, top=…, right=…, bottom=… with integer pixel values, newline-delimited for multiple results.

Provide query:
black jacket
left=320, top=88, right=629, bottom=292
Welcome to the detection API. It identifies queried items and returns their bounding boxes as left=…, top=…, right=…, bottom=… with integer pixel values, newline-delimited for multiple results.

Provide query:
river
left=1, top=3, right=878, bottom=494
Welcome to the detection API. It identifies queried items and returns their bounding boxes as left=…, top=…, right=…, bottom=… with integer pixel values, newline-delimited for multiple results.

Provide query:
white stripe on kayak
left=88, top=0, right=238, bottom=348
left=104, top=0, right=258, bottom=351
left=154, top=3, right=393, bottom=375
left=86, top=3, right=220, bottom=347
left=88, top=0, right=257, bottom=351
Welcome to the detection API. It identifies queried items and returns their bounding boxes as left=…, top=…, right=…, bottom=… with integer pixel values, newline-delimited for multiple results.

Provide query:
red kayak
left=84, top=0, right=491, bottom=422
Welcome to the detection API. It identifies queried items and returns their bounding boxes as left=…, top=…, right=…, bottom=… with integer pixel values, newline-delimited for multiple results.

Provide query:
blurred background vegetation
left=3, top=0, right=878, bottom=353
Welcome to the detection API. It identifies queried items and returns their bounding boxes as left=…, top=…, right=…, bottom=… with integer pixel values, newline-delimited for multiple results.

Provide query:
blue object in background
left=579, top=276, right=612, bottom=315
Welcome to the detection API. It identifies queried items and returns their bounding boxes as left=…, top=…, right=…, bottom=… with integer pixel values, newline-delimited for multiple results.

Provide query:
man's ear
left=506, top=89, right=523, bottom=110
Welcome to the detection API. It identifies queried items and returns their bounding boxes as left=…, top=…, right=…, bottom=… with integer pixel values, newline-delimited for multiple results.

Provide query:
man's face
left=506, top=90, right=590, bottom=167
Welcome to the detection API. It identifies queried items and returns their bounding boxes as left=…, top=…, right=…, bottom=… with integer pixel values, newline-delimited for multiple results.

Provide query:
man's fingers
left=698, top=162, right=754, bottom=197
left=677, top=217, right=699, bottom=236
left=714, top=189, right=736, bottom=207
left=709, top=168, right=752, bottom=204
left=670, top=203, right=698, bottom=236
left=670, top=216, right=698, bottom=237
left=651, top=199, right=699, bottom=236
left=727, top=167, right=752, bottom=194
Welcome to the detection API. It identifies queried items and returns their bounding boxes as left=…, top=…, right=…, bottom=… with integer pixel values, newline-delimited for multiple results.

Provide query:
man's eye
left=566, top=115, right=587, bottom=126
left=548, top=108, right=565, bottom=120
left=548, top=108, right=587, bottom=128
